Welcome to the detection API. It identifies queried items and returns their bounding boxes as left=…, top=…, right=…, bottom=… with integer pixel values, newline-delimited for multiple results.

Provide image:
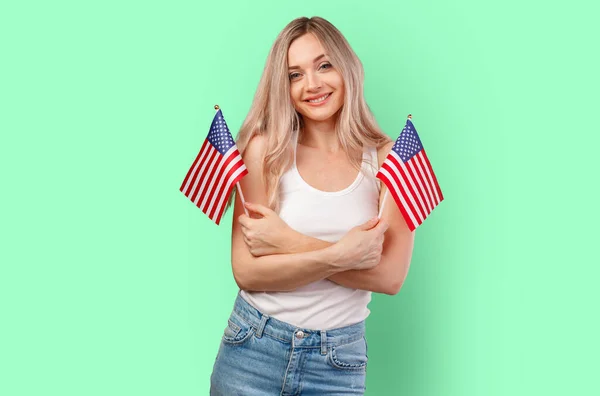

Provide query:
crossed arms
left=230, top=135, right=415, bottom=295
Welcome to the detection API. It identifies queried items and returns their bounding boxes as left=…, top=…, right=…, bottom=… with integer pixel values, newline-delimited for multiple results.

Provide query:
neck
left=299, top=117, right=340, bottom=152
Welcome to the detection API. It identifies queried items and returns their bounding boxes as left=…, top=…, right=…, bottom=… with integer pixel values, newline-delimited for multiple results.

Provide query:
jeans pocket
left=327, top=336, right=368, bottom=371
left=221, top=312, right=255, bottom=345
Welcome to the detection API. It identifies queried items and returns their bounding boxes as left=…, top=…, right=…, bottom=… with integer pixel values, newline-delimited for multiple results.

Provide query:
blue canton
left=392, top=119, right=423, bottom=163
left=207, top=109, right=235, bottom=155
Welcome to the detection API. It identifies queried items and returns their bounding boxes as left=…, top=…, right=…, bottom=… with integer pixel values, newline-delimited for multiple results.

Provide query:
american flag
left=180, top=109, right=248, bottom=225
left=376, top=118, right=443, bottom=231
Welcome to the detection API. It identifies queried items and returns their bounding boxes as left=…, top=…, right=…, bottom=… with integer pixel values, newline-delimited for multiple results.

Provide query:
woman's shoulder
left=376, top=140, right=395, bottom=168
left=243, top=134, right=268, bottom=162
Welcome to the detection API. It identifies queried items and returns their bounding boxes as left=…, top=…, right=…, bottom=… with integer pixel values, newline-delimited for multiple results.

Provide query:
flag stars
left=208, top=119, right=235, bottom=155
left=391, top=123, right=424, bottom=162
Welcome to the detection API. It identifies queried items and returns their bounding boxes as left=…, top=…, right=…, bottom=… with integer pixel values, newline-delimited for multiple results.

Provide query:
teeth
left=308, top=93, right=330, bottom=103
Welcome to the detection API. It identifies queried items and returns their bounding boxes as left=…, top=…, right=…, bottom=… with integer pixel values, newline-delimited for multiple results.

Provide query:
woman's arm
left=232, top=189, right=343, bottom=292
left=327, top=188, right=415, bottom=295
left=230, top=135, right=387, bottom=292
left=254, top=209, right=414, bottom=296
left=311, top=141, right=415, bottom=295
left=242, top=141, right=415, bottom=295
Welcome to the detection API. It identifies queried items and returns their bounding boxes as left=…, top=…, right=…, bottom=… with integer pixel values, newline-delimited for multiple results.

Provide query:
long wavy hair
left=226, top=16, right=392, bottom=214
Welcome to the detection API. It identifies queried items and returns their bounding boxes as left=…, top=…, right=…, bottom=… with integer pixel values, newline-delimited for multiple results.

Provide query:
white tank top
left=239, top=139, right=381, bottom=330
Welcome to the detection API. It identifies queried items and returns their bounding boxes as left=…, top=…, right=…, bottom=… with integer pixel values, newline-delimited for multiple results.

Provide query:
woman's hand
left=332, top=217, right=389, bottom=271
left=238, top=202, right=297, bottom=257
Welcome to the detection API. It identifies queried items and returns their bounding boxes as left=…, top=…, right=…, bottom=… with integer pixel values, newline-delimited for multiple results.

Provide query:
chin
left=306, top=113, right=337, bottom=122
left=298, top=105, right=343, bottom=123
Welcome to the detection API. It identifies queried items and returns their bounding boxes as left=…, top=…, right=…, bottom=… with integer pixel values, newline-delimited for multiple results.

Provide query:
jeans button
left=296, top=330, right=304, bottom=339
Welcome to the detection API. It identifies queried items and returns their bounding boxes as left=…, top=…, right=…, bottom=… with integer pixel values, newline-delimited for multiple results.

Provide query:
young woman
left=210, top=16, right=415, bottom=395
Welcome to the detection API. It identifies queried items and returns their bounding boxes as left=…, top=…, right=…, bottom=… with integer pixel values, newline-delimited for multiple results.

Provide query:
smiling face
left=287, top=33, right=345, bottom=124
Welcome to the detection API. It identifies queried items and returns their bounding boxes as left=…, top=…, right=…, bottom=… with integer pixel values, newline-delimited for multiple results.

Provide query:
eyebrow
left=288, top=54, right=327, bottom=70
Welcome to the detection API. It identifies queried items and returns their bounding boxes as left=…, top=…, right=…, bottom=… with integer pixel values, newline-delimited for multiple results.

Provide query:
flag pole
left=378, top=190, right=388, bottom=219
left=236, top=181, right=249, bottom=216
left=215, top=105, right=249, bottom=216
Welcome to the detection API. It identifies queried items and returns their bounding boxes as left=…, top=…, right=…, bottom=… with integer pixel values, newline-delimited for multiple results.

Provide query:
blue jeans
left=210, top=293, right=369, bottom=395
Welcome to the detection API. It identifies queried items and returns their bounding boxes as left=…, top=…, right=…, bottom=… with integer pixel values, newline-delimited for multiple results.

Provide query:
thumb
left=372, top=219, right=389, bottom=234
left=359, top=216, right=380, bottom=231
left=244, top=202, right=272, bottom=217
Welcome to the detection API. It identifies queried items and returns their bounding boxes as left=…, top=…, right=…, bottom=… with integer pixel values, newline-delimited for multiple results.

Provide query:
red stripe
left=379, top=161, right=420, bottom=222
left=416, top=151, right=441, bottom=207
left=190, top=147, right=218, bottom=204
left=376, top=172, right=416, bottom=231
left=421, top=149, right=444, bottom=201
left=182, top=143, right=213, bottom=201
left=187, top=143, right=214, bottom=201
left=180, top=139, right=208, bottom=194
left=202, top=149, right=243, bottom=214
left=207, top=155, right=245, bottom=220
left=212, top=167, right=249, bottom=225
left=205, top=150, right=244, bottom=216
left=414, top=152, right=438, bottom=206
left=194, top=147, right=224, bottom=206
left=408, top=155, right=434, bottom=212
left=385, top=154, right=427, bottom=220
left=395, top=155, right=430, bottom=214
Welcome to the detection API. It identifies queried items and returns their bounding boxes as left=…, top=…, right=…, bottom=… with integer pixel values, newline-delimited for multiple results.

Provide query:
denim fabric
left=210, top=293, right=368, bottom=395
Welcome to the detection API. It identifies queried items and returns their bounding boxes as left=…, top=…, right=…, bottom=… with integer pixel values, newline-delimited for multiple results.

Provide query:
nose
left=305, top=71, right=322, bottom=91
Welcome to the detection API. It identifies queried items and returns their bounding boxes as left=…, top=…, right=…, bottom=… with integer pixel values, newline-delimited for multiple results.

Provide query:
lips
left=304, top=93, right=331, bottom=103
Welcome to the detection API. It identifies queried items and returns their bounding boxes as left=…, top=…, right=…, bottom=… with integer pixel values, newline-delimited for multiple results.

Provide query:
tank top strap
left=362, top=145, right=379, bottom=177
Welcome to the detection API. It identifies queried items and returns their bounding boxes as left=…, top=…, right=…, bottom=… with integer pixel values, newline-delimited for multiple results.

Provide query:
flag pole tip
left=214, top=105, right=220, bottom=110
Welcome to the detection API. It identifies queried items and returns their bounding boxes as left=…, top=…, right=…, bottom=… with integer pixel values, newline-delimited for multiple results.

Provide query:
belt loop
left=320, top=330, right=327, bottom=355
left=255, top=313, right=269, bottom=338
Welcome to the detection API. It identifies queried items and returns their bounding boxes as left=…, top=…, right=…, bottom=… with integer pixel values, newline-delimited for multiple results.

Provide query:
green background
left=1, top=0, right=598, bottom=395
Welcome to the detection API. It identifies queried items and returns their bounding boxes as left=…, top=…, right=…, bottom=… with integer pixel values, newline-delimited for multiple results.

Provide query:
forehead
left=287, top=33, right=326, bottom=65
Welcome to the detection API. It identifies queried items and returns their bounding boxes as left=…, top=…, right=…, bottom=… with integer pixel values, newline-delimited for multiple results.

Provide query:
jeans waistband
left=231, top=292, right=365, bottom=349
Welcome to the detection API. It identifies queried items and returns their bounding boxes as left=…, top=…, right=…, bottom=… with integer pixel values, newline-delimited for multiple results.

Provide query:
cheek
left=328, top=74, right=345, bottom=100
left=290, top=85, right=302, bottom=107
left=330, top=70, right=344, bottom=88
left=336, top=78, right=345, bottom=95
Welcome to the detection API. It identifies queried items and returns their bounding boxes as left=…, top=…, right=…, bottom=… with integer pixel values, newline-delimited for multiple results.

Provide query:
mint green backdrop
left=2, top=0, right=598, bottom=395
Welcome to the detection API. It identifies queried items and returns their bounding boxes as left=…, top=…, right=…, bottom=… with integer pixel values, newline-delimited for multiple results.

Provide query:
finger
left=244, top=202, right=273, bottom=218
left=373, top=220, right=389, bottom=234
left=359, top=216, right=380, bottom=231
left=238, top=215, right=258, bottom=228
left=238, top=214, right=250, bottom=228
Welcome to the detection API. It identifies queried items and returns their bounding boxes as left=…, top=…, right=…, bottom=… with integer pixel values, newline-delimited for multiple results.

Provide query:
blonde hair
left=227, top=16, right=392, bottom=214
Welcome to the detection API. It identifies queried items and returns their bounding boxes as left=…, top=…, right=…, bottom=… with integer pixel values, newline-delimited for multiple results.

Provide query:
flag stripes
left=376, top=119, right=443, bottom=231
left=180, top=109, right=248, bottom=225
